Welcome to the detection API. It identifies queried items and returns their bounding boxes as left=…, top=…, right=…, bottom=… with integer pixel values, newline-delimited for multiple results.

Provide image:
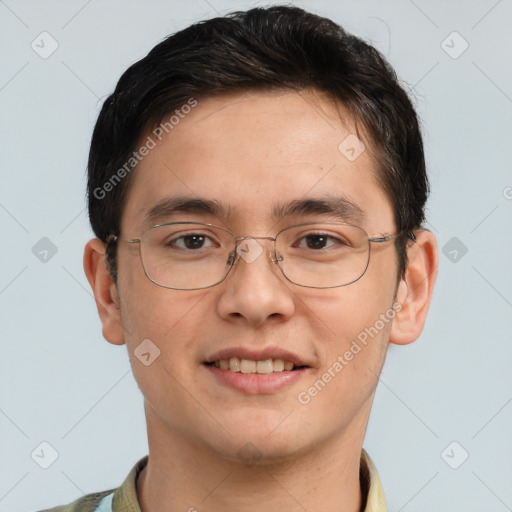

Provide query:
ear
left=83, top=238, right=126, bottom=345
left=389, top=229, right=438, bottom=345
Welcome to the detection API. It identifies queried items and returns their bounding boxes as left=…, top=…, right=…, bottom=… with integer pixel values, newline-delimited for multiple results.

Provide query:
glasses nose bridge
left=234, top=235, right=276, bottom=244
left=231, top=235, right=281, bottom=266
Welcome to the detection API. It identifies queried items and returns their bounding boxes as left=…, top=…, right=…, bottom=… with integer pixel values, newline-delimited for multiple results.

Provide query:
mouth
left=202, top=348, right=313, bottom=394
left=204, top=357, right=310, bottom=373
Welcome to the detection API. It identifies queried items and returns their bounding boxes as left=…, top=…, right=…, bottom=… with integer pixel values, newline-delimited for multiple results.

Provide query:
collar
left=360, top=449, right=387, bottom=511
left=112, top=449, right=386, bottom=512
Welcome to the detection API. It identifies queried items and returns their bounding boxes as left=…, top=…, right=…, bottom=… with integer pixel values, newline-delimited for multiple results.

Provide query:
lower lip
left=204, top=364, right=310, bottom=394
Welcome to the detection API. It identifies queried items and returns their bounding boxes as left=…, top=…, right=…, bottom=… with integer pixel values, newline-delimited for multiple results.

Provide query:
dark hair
left=87, top=5, right=428, bottom=286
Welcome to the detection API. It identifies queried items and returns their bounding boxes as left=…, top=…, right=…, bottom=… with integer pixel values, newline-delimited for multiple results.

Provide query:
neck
left=137, top=407, right=369, bottom=512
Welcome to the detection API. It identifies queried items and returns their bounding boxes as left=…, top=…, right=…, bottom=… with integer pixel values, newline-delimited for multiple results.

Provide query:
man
left=41, top=5, right=437, bottom=511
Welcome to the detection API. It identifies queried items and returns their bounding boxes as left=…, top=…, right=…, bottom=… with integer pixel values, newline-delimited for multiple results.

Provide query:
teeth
left=273, top=359, right=284, bottom=372
left=256, top=359, right=273, bottom=374
left=240, top=359, right=256, bottom=374
left=229, top=357, right=241, bottom=372
left=212, top=357, right=296, bottom=373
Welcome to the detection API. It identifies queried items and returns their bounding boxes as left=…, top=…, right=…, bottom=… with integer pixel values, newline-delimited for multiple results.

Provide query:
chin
left=219, top=437, right=307, bottom=467
left=207, top=418, right=314, bottom=466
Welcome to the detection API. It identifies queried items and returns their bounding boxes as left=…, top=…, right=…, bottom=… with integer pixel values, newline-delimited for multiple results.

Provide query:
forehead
left=121, top=89, right=393, bottom=234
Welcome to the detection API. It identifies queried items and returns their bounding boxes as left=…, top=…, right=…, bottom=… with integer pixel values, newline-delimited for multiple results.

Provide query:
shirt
left=37, top=449, right=387, bottom=512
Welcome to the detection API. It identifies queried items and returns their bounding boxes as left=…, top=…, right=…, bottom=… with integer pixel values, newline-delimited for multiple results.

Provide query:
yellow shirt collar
left=360, top=448, right=387, bottom=512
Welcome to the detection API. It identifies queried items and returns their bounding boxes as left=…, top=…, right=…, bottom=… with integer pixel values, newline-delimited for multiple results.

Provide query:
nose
left=215, top=237, right=296, bottom=329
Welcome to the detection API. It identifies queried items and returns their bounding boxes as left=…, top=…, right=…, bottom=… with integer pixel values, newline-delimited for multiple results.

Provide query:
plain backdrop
left=1, top=1, right=511, bottom=511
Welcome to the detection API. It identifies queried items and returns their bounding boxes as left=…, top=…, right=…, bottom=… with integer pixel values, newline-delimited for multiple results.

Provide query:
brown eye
left=297, top=234, right=346, bottom=250
left=167, top=233, right=215, bottom=250
left=304, top=234, right=328, bottom=249
left=182, top=235, right=206, bottom=249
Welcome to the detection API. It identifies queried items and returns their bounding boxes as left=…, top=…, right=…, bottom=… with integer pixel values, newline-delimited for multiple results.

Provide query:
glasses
left=108, top=221, right=414, bottom=290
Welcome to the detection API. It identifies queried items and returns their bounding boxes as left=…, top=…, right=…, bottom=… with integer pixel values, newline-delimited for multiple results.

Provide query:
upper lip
left=205, top=346, right=311, bottom=367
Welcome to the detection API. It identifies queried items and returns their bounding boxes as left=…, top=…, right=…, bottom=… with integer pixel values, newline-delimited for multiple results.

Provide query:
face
left=113, top=89, right=402, bottom=463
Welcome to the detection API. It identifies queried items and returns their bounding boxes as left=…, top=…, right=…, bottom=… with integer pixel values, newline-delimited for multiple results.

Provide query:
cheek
left=121, top=287, right=209, bottom=353
left=117, top=246, right=205, bottom=339
left=307, top=261, right=396, bottom=353
left=297, top=296, right=393, bottom=425
left=116, top=252, right=211, bottom=394
left=302, top=264, right=396, bottom=402
left=315, top=294, right=391, bottom=378
left=118, top=286, right=213, bottom=423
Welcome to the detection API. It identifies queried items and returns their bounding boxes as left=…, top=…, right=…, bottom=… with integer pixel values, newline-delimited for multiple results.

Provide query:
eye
left=168, top=233, right=216, bottom=250
left=297, top=233, right=347, bottom=250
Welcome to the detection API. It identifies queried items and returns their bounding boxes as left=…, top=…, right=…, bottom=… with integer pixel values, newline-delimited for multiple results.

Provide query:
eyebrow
left=272, top=196, right=366, bottom=225
left=143, top=196, right=232, bottom=227
left=142, top=194, right=366, bottom=227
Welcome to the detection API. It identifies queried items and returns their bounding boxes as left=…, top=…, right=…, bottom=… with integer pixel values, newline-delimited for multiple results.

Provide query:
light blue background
left=1, top=1, right=511, bottom=511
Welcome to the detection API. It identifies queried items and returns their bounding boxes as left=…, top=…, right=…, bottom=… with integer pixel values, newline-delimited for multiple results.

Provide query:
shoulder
left=35, top=489, right=114, bottom=512
left=34, top=455, right=148, bottom=512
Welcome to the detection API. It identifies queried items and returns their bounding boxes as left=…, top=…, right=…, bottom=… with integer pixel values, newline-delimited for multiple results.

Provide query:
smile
left=205, top=357, right=305, bottom=373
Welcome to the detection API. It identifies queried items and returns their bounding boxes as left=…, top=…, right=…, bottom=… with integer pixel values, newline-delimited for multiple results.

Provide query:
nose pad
left=226, top=251, right=236, bottom=266
left=272, top=251, right=283, bottom=264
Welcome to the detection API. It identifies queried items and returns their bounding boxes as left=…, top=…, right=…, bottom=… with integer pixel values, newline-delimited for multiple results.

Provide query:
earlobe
left=389, top=230, right=438, bottom=346
left=83, top=238, right=126, bottom=345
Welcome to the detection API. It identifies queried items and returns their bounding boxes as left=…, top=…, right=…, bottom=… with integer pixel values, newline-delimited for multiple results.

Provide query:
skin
left=84, top=89, right=438, bottom=512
